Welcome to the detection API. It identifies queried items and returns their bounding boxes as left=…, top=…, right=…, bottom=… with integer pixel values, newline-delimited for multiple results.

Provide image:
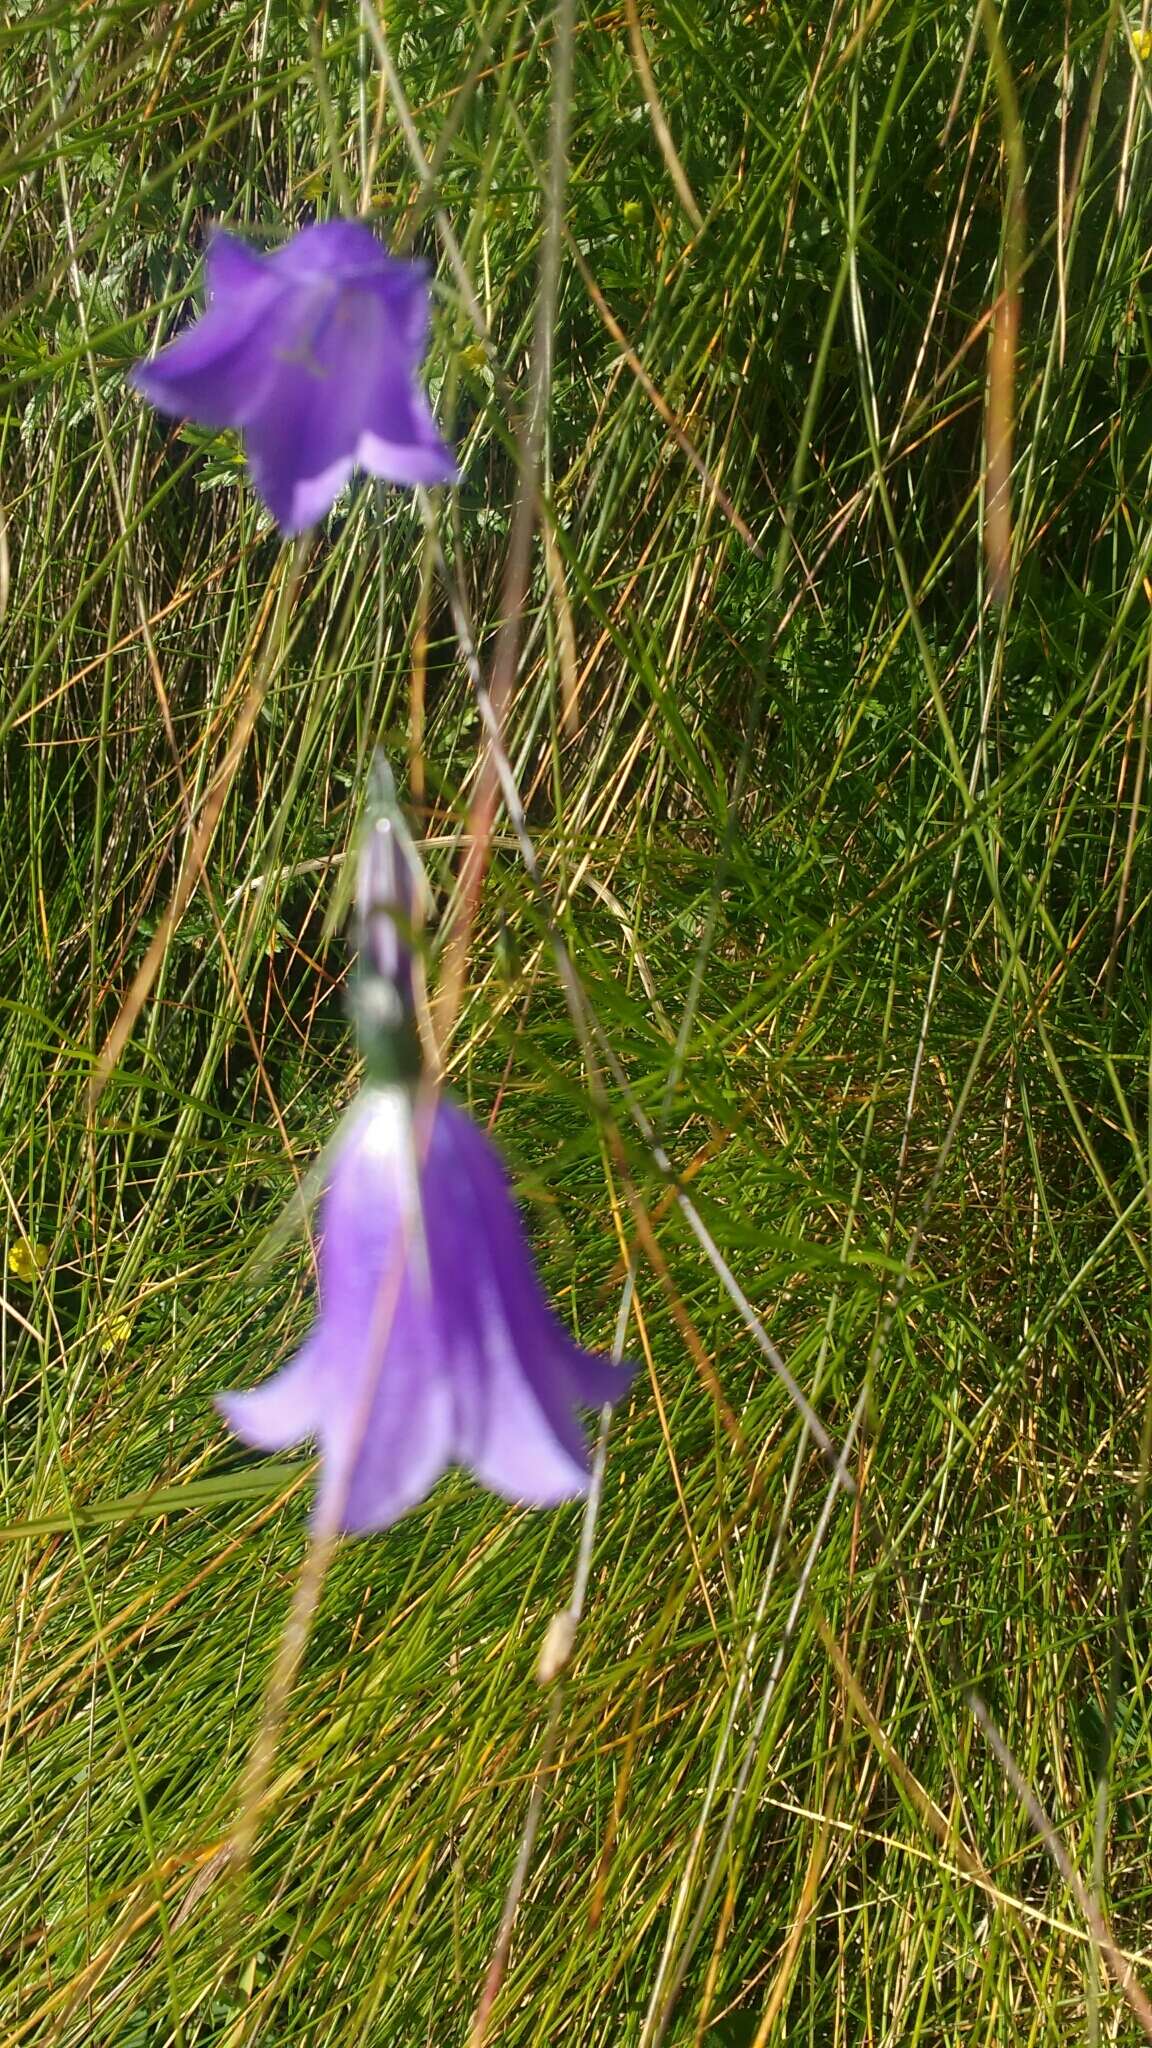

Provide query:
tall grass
left=3, top=2, right=1152, bottom=2042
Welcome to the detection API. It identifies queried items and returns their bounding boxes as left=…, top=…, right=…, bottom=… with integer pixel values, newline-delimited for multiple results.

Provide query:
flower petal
left=356, top=269, right=456, bottom=487
left=216, top=1335, right=326, bottom=1452
left=466, top=1277, right=593, bottom=1506
left=357, top=409, right=457, bottom=490
left=439, top=1103, right=631, bottom=1415
left=369, top=259, right=434, bottom=358
left=243, top=274, right=454, bottom=528
left=240, top=285, right=380, bottom=528
left=204, top=229, right=273, bottom=304
left=423, top=1102, right=624, bottom=1505
left=314, top=1088, right=412, bottom=1315
left=319, top=1316, right=455, bottom=1534
left=356, top=257, right=455, bottom=484
left=131, top=281, right=288, bottom=429
left=270, top=219, right=398, bottom=285
left=551, top=1341, right=635, bottom=1411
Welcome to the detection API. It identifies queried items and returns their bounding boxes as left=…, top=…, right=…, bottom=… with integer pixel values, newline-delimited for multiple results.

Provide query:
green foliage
left=2, top=2, right=1152, bottom=2042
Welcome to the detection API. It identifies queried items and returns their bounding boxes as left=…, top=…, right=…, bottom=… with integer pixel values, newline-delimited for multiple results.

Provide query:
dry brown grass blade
left=750, top=1780, right=838, bottom=2046
left=979, top=0, right=1025, bottom=607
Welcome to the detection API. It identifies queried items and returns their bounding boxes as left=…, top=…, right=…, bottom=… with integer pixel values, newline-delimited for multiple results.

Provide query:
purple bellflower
left=216, top=768, right=633, bottom=1535
left=131, top=220, right=456, bottom=533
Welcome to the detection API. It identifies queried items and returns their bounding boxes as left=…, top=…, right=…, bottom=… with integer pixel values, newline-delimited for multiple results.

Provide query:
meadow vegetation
left=3, top=2, right=1152, bottom=2041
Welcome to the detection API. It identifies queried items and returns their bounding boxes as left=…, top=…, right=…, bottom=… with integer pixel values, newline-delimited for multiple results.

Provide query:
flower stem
left=230, top=1523, right=337, bottom=1878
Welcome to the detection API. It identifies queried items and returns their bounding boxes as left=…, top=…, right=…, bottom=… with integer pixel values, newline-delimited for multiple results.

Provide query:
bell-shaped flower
left=131, top=220, right=456, bottom=532
left=217, top=1086, right=633, bottom=1534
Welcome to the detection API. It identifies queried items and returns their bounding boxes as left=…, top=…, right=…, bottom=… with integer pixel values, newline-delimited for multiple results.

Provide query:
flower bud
left=350, top=760, right=424, bottom=1084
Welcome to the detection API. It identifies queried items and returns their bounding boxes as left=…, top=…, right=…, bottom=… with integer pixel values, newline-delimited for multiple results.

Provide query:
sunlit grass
left=2, top=4, right=1152, bottom=2043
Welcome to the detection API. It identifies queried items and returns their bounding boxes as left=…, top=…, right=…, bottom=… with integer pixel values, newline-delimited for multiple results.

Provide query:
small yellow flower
left=7, top=1241, right=49, bottom=1282
left=1134, top=25, right=1152, bottom=58
left=458, top=341, right=488, bottom=373
left=100, top=1313, right=134, bottom=1352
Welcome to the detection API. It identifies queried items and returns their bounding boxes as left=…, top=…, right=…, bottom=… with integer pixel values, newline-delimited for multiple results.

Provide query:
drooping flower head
left=132, top=220, right=456, bottom=533
left=217, top=770, right=633, bottom=1535
left=218, top=1086, right=632, bottom=1534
